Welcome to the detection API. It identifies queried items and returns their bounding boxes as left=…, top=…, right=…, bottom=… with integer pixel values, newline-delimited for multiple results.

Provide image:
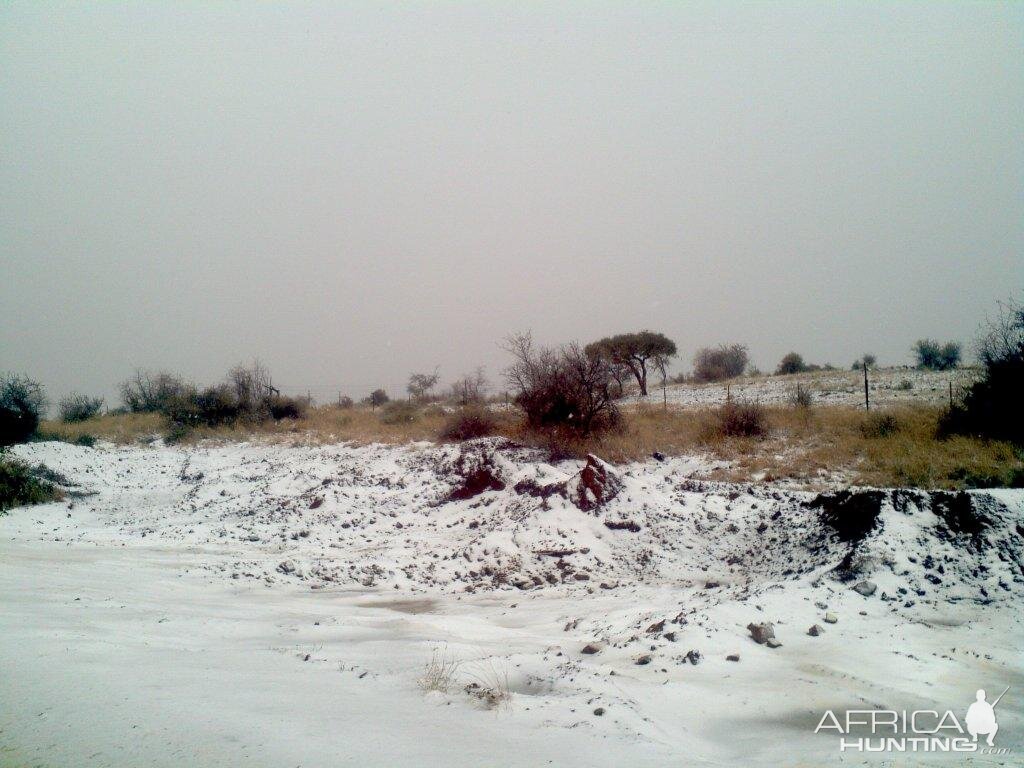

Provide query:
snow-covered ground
left=630, top=367, right=980, bottom=410
left=2, top=438, right=1022, bottom=767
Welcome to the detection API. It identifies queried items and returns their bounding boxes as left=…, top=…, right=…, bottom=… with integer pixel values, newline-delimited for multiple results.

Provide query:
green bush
left=440, top=406, right=498, bottom=441
left=711, top=401, right=767, bottom=438
left=0, top=457, right=62, bottom=512
left=380, top=401, right=418, bottom=425
left=268, top=394, right=309, bottom=420
left=693, top=344, right=748, bottom=382
left=0, top=373, right=47, bottom=447
left=776, top=352, right=807, bottom=376
left=913, top=339, right=961, bottom=371
left=941, top=301, right=1023, bottom=444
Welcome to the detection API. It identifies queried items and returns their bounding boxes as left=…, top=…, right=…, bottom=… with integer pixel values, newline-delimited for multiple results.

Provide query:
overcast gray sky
left=2, top=1, right=1022, bottom=406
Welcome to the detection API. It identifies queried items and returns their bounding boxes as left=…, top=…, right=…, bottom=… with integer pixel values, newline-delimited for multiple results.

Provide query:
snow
left=630, top=367, right=981, bottom=410
left=2, top=438, right=1022, bottom=766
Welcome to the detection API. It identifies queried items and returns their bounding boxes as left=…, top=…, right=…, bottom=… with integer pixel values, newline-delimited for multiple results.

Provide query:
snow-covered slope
left=2, top=438, right=1022, bottom=766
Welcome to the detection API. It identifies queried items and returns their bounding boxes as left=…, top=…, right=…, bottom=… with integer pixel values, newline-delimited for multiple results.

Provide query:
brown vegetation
left=36, top=401, right=1022, bottom=491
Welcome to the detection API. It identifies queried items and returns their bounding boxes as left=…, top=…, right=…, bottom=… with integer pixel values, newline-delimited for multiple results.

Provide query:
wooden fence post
left=863, top=362, right=870, bottom=411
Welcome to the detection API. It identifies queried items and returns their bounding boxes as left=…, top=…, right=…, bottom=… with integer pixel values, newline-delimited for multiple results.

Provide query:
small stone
left=646, top=619, right=665, bottom=635
left=726, top=654, right=740, bottom=662
left=765, top=638, right=783, bottom=649
left=652, top=451, right=666, bottom=462
left=593, top=707, right=606, bottom=716
left=853, top=580, right=877, bottom=597
left=663, top=631, right=677, bottom=642
left=747, top=622, right=775, bottom=645
left=807, top=624, right=825, bottom=637
left=685, top=649, right=702, bottom=665
left=581, top=643, right=601, bottom=655
left=635, top=654, right=652, bottom=665
left=823, top=612, right=838, bottom=624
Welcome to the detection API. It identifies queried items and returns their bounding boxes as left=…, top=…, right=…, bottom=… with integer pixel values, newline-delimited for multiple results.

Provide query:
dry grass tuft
left=38, top=412, right=164, bottom=444
left=418, top=648, right=462, bottom=694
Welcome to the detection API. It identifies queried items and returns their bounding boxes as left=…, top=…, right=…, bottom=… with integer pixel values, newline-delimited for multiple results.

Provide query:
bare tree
left=449, top=368, right=488, bottom=405
left=119, top=370, right=189, bottom=413
left=504, top=332, right=619, bottom=434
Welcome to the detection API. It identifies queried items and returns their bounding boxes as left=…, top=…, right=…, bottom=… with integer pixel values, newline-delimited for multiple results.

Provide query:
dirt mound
left=808, top=489, right=888, bottom=542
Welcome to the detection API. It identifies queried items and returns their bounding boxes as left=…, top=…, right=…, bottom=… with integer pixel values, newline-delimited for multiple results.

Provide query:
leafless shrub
left=58, top=393, right=104, bottom=423
left=449, top=368, right=488, bottom=405
left=693, top=344, right=748, bottom=382
left=227, top=361, right=276, bottom=419
left=120, top=370, right=189, bottom=413
left=504, top=333, right=620, bottom=436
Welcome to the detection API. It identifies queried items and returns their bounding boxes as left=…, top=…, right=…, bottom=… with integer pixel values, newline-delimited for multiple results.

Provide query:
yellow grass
left=39, top=412, right=164, bottom=444
left=38, top=403, right=1022, bottom=490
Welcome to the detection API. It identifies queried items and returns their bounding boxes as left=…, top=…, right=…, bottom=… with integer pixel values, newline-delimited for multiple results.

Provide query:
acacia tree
left=585, top=331, right=677, bottom=397
left=406, top=370, right=440, bottom=402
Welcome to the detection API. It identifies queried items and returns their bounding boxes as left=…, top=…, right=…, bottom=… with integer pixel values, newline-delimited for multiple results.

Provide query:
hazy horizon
left=3, top=1, right=1022, bottom=408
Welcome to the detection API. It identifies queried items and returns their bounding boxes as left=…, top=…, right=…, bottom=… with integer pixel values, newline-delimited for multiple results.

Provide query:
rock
left=593, top=707, right=606, bottom=716
left=747, top=622, right=776, bottom=645
left=603, top=519, right=641, bottom=533
left=765, top=638, right=783, bottom=649
left=824, top=612, right=838, bottom=624
left=663, top=631, right=677, bottom=642
left=853, top=580, right=877, bottom=597
left=646, top=619, right=665, bottom=635
left=652, top=451, right=666, bottom=462
left=581, top=643, right=601, bottom=655
left=277, top=560, right=297, bottom=575
left=572, top=454, right=623, bottom=511
left=726, top=654, right=740, bottom=662
left=685, top=649, right=702, bottom=665
left=446, top=443, right=508, bottom=501
left=807, top=624, right=825, bottom=637
left=635, top=654, right=652, bottom=666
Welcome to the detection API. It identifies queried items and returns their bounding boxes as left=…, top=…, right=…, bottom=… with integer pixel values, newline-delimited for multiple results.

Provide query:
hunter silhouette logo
left=966, top=687, right=1007, bottom=747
